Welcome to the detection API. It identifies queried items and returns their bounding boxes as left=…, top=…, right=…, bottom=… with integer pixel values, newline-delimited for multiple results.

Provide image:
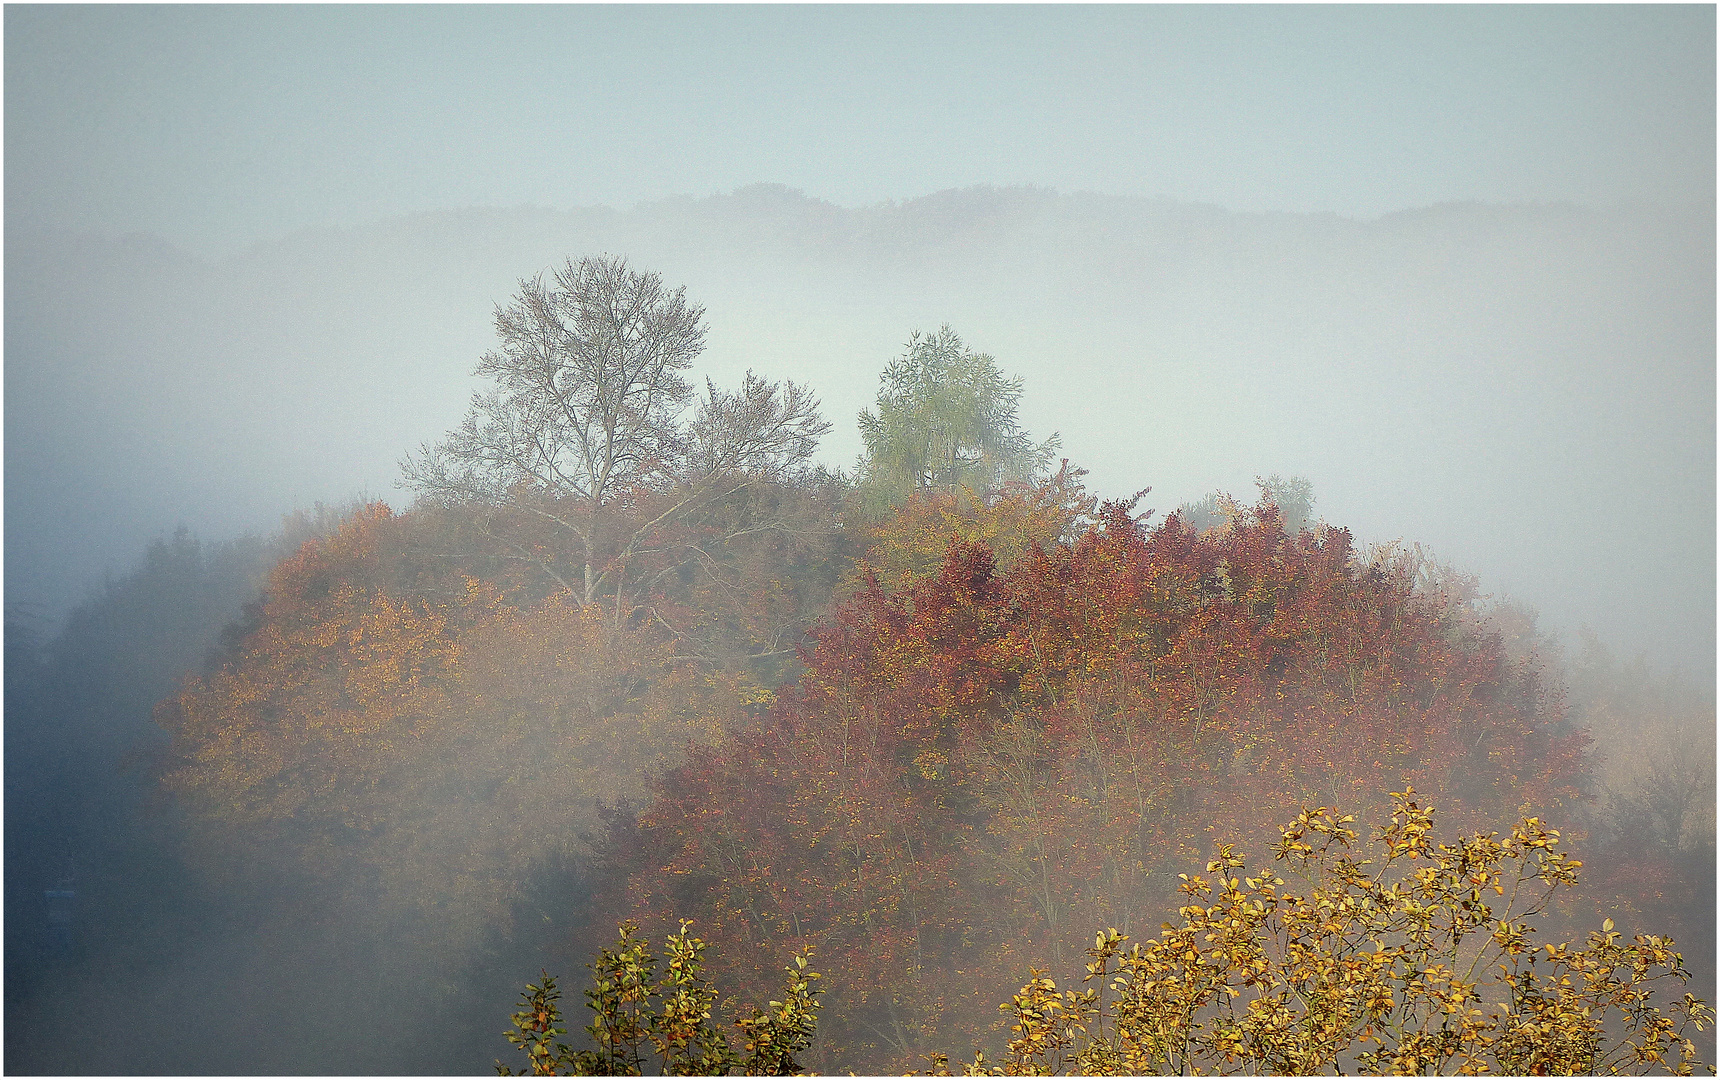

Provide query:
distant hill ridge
left=14, top=182, right=1696, bottom=274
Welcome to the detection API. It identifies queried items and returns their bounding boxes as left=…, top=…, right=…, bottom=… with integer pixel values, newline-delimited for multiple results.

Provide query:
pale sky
left=7, top=5, right=1714, bottom=255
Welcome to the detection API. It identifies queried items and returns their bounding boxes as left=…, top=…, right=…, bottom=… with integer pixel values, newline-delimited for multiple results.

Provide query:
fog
left=5, top=5, right=1713, bottom=1075
left=10, top=191, right=1713, bottom=681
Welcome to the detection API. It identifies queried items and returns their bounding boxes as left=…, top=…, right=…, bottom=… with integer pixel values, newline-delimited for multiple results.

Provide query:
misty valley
left=5, top=254, right=1713, bottom=1076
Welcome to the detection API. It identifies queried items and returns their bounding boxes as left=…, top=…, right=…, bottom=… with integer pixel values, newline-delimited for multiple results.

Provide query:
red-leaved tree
left=611, top=497, right=1589, bottom=1071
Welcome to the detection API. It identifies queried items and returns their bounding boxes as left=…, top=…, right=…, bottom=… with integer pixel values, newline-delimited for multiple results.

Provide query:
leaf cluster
left=497, top=922, right=822, bottom=1076
left=846, top=464, right=1098, bottom=596
left=927, top=789, right=1711, bottom=1076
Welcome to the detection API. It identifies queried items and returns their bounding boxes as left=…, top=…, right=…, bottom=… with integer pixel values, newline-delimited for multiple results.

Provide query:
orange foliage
left=158, top=503, right=499, bottom=826
left=157, top=502, right=748, bottom=940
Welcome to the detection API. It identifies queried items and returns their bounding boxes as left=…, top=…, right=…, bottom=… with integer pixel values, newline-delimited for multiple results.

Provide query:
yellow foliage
left=928, top=790, right=1711, bottom=1076
left=849, top=470, right=1094, bottom=596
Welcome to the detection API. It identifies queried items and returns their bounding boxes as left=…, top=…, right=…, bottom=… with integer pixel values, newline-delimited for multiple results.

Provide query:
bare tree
left=402, top=255, right=831, bottom=610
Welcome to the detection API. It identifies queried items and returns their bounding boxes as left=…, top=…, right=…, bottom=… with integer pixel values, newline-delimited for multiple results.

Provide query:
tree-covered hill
left=6, top=254, right=1710, bottom=1074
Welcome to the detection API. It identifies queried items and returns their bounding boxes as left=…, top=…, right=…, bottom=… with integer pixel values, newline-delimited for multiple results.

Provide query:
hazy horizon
left=8, top=184, right=1714, bottom=686
left=8, top=5, right=1714, bottom=255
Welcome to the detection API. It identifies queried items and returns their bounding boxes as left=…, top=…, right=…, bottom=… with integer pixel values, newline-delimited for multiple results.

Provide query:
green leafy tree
left=856, top=326, right=1059, bottom=512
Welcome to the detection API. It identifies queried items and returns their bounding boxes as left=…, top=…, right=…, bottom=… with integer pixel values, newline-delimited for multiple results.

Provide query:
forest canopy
left=36, top=257, right=1708, bottom=1075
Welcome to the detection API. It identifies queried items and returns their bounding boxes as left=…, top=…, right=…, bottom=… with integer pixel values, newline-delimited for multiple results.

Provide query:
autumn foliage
left=123, top=273, right=1705, bottom=1073
left=496, top=922, right=822, bottom=1076
left=154, top=487, right=1701, bottom=1075
left=844, top=466, right=1096, bottom=596
left=158, top=504, right=488, bottom=832
left=154, top=502, right=757, bottom=945
left=933, top=789, right=1710, bottom=1076
left=614, top=496, right=1591, bottom=1070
